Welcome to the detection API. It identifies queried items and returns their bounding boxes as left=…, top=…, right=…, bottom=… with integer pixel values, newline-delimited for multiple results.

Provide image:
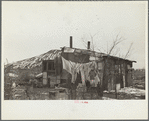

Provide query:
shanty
left=39, top=36, right=137, bottom=99
left=4, top=36, right=145, bottom=100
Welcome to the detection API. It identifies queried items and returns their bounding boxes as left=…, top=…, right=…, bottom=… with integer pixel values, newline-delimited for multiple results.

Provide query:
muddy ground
left=7, top=85, right=145, bottom=100
left=4, top=76, right=145, bottom=100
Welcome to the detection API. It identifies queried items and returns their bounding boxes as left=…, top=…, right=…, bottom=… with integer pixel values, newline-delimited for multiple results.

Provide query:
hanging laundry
left=79, top=65, right=85, bottom=85
left=62, top=57, right=98, bottom=85
left=75, top=72, right=82, bottom=85
left=83, top=63, right=89, bottom=80
left=89, top=70, right=96, bottom=80
left=94, top=75, right=100, bottom=87
left=71, top=67, right=78, bottom=83
left=62, top=57, right=72, bottom=74
left=62, top=57, right=81, bottom=83
left=70, top=61, right=81, bottom=83
left=86, top=64, right=92, bottom=81
left=84, top=62, right=94, bottom=81
left=98, top=62, right=103, bottom=70
left=76, top=63, right=81, bottom=74
left=94, top=61, right=98, bottom=70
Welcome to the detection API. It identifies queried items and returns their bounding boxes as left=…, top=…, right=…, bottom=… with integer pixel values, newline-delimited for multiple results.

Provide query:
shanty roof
left=62, top=47, right=136, bottom=63
left=103, top=55, right=137, bottom=63
left=62, top=46, right=107, bottom=57
left=11, top=49, right=61, bottom=69
left=5, top=46, right=136, bottom=70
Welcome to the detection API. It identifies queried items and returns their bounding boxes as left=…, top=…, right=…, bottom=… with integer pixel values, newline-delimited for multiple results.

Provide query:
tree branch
left=124, top=42, right=133, bottom=59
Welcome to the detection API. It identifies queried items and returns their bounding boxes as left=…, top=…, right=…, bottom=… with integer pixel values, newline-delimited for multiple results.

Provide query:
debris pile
left=11, top=86, right=29, bottom=100
left=133, top=79, right=145, bottom=89
left=76, top=83, right=86, bottom=100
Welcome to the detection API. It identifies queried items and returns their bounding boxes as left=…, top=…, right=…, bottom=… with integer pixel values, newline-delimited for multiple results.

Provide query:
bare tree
left=124, top=42, right=133, bottom=59
left=81, top=31, right=101, bottom=51
left=81, top=31, right=134, bottom=98
left=81, top=32, right=127, bottom=57
left=81, top=35, right=88, bottom=49
left=108, top=33, right=126, bottom=55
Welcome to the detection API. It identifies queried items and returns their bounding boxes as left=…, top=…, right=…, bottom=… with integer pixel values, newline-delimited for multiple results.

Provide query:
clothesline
left=62, top=57, right=101, bottom=86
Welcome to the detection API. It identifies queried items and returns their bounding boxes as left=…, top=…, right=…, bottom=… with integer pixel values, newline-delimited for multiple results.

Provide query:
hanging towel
left=62, top=57, right=81, bottom=83
left=71, top=67, right=78, bottom=83
left=80, top=65, right=86, bottom=85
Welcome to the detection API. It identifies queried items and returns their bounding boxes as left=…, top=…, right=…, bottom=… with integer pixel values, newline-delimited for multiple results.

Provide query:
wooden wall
left=103, top=57, right=133, bottom=91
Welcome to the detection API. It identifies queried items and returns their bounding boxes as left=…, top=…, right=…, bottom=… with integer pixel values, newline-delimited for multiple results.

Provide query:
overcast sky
left=2, top=1, right=147, bottom=69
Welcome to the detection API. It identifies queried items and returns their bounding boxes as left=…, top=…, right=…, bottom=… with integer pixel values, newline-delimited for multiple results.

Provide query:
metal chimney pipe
left=70, top=36, right=73, bottom=48
left=87, top=41, right=90, bottom=49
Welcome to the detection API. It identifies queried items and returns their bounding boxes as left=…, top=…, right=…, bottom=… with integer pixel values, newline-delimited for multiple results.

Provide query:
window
left=48, top=61, right=55, bottom=70
left=43, top=60, right=55, bottom=71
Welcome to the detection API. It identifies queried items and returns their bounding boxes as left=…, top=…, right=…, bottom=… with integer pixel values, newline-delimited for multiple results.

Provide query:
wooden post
left=46, top=61, right=48, bottom=86
left=68, top=74, right=72, bottom=100
left=114, top=61, right=117, bottom=99
left=56, top=69, right=57, bottom=86
left=55, top=57, right=58, bottom=87
left=115, top=78, right=117, bottom=99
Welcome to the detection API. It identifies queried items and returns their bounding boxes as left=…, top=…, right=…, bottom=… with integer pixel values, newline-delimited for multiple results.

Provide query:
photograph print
left=3, top=1, right=147, bottom=101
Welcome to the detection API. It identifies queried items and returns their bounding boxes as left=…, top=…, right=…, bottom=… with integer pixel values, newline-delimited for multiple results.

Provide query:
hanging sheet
left=62, top=57, right=79, bottom=83
left=62, top=57, right=97, bottom=84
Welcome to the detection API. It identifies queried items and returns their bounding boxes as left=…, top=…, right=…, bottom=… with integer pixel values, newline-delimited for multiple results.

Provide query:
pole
left=114, top=62, right=117, bottom=99
left=115, top=78, right=117, bottom=99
